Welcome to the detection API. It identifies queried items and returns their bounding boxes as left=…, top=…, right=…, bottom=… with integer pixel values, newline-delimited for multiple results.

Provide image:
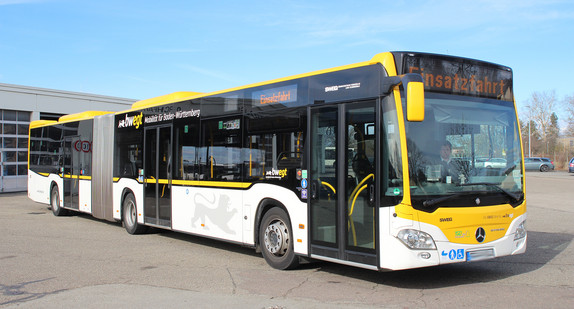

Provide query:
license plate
left=466, top=248, right=495, bottom=261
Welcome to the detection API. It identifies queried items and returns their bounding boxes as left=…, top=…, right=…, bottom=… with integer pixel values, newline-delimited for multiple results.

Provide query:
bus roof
left=29, top=111, right=114, bottom=129
left=121, top=52, right=398, bottom=111
left=131, top=91, right=204, bottom=110
left=58, top=111, right=114, bottom=123
left=29, top=120, right=57, bottom=129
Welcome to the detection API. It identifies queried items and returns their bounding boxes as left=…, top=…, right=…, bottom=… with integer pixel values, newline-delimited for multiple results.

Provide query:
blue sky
left=1, top=0, right=573, bottom=119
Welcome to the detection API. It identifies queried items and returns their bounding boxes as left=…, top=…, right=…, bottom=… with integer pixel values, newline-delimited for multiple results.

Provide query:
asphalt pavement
left=1, top=171, right=572, bottom=308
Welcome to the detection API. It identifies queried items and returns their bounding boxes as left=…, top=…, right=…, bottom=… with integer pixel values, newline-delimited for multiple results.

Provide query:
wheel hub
left=264, top=221, right=289, bottom=256
left=51, top=190, right=59, bottom=210
left=127, top=201, right=136, bottom=226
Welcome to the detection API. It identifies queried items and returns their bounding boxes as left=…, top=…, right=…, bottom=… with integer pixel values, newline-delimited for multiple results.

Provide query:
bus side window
left=115, top=126, right=143, bottom=179
left=245, top=131, right=304, bottom=181
left=174, top=121, right=199, bottom=181
left=200, top=119, right=242, bottom=181
left=119, top=145, right=140, bottom=177
left=245, top=134, right=266, bottom=180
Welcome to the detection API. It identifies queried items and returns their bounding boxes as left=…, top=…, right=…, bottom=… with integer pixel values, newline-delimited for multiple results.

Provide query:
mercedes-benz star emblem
left=475, top=198, right=481, bottom=205
left=475, top=227, right=486, bottom=243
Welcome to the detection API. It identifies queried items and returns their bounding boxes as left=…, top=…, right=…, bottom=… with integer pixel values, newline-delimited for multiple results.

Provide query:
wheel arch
left=49, top=180, right=58, bottom=194
left=254, top=198, right=290, bottom=251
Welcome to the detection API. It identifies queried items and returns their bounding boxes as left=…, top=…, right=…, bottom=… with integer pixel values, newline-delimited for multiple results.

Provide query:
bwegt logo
left=118, top=112, right=143, bottom=129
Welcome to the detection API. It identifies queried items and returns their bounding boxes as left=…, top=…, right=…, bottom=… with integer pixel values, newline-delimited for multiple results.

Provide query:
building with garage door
left=0, top=82, right=136, bottom=192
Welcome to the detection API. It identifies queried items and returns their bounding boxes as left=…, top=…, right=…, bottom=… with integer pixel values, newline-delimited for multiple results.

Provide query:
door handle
left=369, top=184, right=375, bottom=203
left=311, top=180, right=318, bottom=200
left=167, top=157, right=172, bottom=189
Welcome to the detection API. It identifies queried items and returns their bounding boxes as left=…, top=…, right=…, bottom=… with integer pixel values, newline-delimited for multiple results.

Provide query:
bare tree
left=520, top=119, right=541, bottom=156
left=565, top=94, right=574, bottom=137
left=525, top=91, right=559, bottom=153
left=548, top=112, right=560, bottom=153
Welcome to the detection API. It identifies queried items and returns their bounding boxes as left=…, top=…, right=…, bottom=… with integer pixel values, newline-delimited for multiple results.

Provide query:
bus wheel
left=122, top=193, right=147, bottom=234
left=259, top=207, right=299, bottom=270
left=50, top=185, right=67, bottom=216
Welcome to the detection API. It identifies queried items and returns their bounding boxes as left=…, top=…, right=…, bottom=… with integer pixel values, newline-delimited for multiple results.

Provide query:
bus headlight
left=397, top=229, right=436, bottom=250
left=514, top=221, right=526, bottom=240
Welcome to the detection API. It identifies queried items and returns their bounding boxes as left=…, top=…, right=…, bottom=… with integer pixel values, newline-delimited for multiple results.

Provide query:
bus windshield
left=405, top=93, right=523, bottom=209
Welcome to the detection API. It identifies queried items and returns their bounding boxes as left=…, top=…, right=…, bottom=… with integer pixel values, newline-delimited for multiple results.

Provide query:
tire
left=540, top=165, right=549, bottom=172
left=50, top=185, right=68, bottom=216
left=259, top=207, right=299, bottom=270
left=122, top=193, right=147, bottom=234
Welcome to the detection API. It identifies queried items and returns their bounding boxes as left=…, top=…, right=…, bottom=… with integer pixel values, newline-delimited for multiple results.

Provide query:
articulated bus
left=28, top=52, right=526, bottom=271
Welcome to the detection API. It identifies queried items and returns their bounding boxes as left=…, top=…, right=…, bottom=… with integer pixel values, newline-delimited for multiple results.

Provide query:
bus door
left=62, top=136, right=80, bottom=210
left=144, top=125, right=172, bottom=227
left=309, top=100, right=378, bottom=266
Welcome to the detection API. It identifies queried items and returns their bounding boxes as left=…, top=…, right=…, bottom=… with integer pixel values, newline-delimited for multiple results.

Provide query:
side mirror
left=402, top=74, right=425, bottom=122
left=382, top=73, right=425, bottom=122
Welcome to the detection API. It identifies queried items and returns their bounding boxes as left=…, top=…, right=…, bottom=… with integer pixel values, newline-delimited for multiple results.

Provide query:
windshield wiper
left=503, top=164, right=516, bottom=175
left=422, top=193, right=466, bottom=208
left=457, top=182, right=523, bottom=203
left=422, top=182, right=523, bottom=208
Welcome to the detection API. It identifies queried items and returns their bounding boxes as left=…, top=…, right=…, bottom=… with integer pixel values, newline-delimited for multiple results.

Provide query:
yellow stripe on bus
left=60, top=174, right=92, bottom=180
left=113, top=177, right=251, bottom=189
left=172, top=179, right=251, bottom=189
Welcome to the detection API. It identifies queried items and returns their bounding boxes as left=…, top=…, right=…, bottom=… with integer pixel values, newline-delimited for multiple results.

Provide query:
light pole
left=528, top=119, right=532, bottom=158
left=526, top=105, right=532, bottom=158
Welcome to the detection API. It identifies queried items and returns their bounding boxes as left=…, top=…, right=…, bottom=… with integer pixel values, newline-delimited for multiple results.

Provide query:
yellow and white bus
left=28, top=51, right=526, bottom=271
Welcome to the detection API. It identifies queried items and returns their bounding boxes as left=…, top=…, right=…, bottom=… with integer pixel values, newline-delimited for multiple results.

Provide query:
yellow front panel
left=397, top=202, right=526, bottom=244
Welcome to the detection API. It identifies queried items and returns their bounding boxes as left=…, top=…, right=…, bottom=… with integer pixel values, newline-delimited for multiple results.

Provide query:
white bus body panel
left=28, top=171, right=63, bottom=206
left=242, top=184, right=308, bottom=255
left=78, top=179, right=92, bottom=213
left=113, top=179, right=144, bottom=223
left=28, top=171, right=51, bottom=204
left=380, top=209, right=527, bottom=270
left=172, top=186, right=243, bottom=243
left=170, top=183, right=308, bottom=254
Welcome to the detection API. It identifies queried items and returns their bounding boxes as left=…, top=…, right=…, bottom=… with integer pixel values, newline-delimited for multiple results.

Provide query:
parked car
left=484, top=158, right=507, bottom=168
left=569, top=157, right=574, bottom=173
left=524, top=157, right=555, bottom=172
left=475, top=157, right=488, bottom=168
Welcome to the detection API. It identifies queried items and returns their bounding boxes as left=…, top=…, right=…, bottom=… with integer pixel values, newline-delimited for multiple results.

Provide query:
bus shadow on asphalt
left=149, top=228, right=261, bottom=258
left=299, top=230, right=573, bottom=288
left=141, top=227, right=572, bottom=290
left=116, top=218, right=573, bottom=287
left=70, top=211, right=262, bottom=258
left=71, top=211, right=572, bottom=288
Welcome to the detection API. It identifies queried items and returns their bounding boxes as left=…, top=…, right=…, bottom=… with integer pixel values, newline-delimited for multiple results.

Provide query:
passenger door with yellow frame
left=309, top=100, right=377, bottom=265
